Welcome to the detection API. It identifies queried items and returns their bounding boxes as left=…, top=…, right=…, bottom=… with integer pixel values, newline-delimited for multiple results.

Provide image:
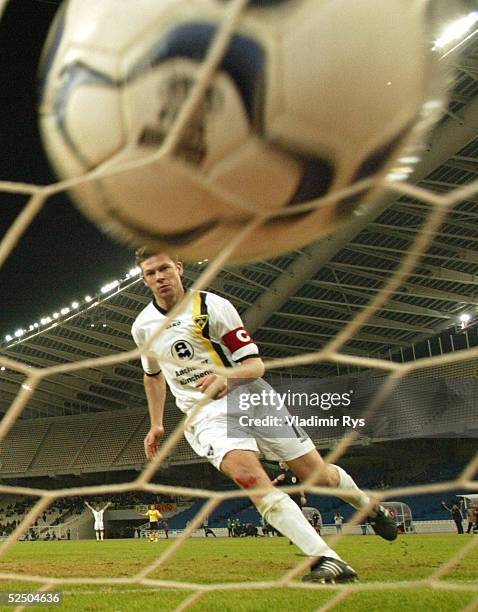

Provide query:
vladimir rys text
left=238, top=413, right=365, bottom=428
left=235, top=389, right=365, bottom=429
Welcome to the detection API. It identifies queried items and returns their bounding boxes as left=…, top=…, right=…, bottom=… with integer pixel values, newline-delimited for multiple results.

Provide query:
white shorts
left=94, top=522, right=104, bottom=531
left=184, top=380, right=315, bottom=470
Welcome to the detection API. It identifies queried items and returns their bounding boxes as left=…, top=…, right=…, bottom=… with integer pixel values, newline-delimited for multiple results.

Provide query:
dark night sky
left=0, top=0, right=133, bottom=338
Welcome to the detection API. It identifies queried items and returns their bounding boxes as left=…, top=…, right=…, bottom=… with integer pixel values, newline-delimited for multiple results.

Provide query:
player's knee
left=326, top=464, right=341, bottom=487
left=308, top=463, right=339, bottom=487
left=232, top=468, right=261, bottom=490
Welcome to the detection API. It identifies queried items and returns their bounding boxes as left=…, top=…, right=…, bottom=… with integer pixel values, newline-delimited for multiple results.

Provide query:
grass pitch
left=0, top=534, right=476, bottom=611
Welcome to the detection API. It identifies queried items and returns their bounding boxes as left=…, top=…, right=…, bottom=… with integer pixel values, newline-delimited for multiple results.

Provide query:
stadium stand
left=0, top=406, right=199, bottom=477
left=0, top=421, right=50, bottom=472
left=0, top=406, right=474, bottom=480
left=114, top=413, right=150, bottom=467
left=73, top=410, right=146, bottom=468
left=31, top=418, right=96, bottom=472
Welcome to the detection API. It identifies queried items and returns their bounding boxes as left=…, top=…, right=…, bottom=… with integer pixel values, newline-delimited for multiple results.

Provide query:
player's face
left=141, top=253, right=184, bottom=307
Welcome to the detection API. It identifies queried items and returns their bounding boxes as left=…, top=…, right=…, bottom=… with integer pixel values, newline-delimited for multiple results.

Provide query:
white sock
left=333, top=465, right=371, bottom=510
left=256, top=490, right=341, bottom=560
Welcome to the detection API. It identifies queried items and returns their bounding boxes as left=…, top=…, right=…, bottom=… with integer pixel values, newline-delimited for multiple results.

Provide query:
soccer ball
left=39, top=0, right=444, bottom=263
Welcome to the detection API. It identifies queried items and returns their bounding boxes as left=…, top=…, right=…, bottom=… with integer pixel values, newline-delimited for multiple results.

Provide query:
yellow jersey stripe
left=192, top=291, right=223, bottom=366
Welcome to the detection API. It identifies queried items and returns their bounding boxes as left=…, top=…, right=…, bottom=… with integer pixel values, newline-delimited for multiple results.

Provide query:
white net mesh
left=0, top=0, right=477, bottom=610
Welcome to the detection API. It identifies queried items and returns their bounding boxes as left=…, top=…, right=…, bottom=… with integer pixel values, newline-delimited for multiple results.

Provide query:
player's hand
left=144, top=425, right=165, bottom=460
left=300, top=496, right=307, bottom=506
left=196, top=374, right=228, bottom=399
left=275, top=474, right=286, bottom=482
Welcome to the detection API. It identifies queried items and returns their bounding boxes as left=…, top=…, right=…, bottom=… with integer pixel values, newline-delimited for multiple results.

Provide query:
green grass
left=0, top=534, right=476, bottom=611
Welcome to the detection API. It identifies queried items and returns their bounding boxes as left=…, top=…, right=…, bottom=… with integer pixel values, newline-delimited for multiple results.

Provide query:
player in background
left=203, top=524, right=217, bottom=538
left=132, top=249, right=397, bottom=584
left=271, top=461, right=307, bottom=507
left=271, top=460, right=307, bottom=545
left=144, top=504, right=163, bottom=542
left=442, top=500, right=464, bottom=534
left=334, top=512, right=344, bottom=534
left=84, top=501, right=111, bottom=541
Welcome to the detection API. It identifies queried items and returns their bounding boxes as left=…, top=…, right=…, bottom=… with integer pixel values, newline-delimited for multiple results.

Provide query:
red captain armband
left=222, top=327, right=254, bottom=353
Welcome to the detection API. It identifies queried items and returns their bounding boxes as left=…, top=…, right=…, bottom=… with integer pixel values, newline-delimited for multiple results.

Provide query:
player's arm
left=143, top=372, right=167, bottom=460
left=197, top=294, right=264, bottom=398
left=84, top=501, right=93, bottom=511
left=132, top=322, right=165, bottom=459
left=231, top=356, right=265, bottom=380
left=103, top=502, right=112, bottom=511
left=197, top=357, right=264, bottom=399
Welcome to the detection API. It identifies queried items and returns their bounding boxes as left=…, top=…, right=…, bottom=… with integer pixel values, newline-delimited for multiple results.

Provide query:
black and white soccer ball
left=39, top=0, right=446, bottom=263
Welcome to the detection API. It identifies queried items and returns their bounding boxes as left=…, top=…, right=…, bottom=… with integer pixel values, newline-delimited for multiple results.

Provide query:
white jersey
left=91, top=508, right=105, bottom=529
left=132, top=290, right=259, bottom=414
left=92, top=509, right=105, bottom=522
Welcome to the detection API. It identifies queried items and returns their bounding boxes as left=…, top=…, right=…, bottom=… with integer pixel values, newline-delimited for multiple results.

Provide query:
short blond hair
left=134, top=247, right=179, bottom=267
left=134, top=246, right=156, bottom=267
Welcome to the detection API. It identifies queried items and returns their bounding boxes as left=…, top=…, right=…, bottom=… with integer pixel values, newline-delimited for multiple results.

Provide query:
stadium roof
left=0, top=17, right=477, bottom=420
